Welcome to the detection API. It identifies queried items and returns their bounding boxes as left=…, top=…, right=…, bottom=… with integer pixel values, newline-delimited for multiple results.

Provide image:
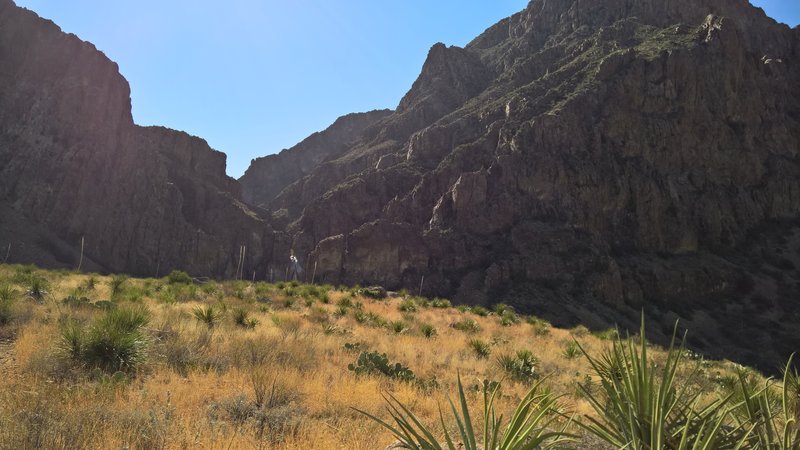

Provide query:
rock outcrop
left=241, top=0, right=800, bottom=370
left=0, top=0, right=285, bottom=277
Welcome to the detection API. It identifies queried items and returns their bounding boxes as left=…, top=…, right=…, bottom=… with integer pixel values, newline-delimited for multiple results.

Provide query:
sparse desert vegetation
left=0, top=264, right=796, bottom=449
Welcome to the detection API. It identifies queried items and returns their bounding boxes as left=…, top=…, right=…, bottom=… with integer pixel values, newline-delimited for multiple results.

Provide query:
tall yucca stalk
left=576, top=316, right=750, bottom=450
left=356, top=375, right=573, bottom=450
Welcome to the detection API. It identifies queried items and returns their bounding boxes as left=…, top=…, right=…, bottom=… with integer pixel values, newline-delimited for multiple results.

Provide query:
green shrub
left=232, top=308, right=258, bottom=329
left=493, top=303, right=514, bottom=315
left=0, top=285, right=16, bottom=325
left=471, top=305, right=490, bottom=317
left=25, top=274, right=49, bottom=301
left=166, top=270, right=193, bottom=284
left=390, top=320, right=407, bottom=334
left=82, top=275, right=98, bottom=291
left=468, top=339, right=492, bottom=359
left=576, top=317, right=750, bottom=449
left=193, top=305, right=223, bottom=329
left=356, top=375, right=571, bottom=449
left=562, top=341, right=580, bottom=360
left=398, top=299, right=417, bottom=313
left=497, top=350, right=539, bottom=382
left=109, top=275, right=128, bottom=298
left=359, top=286, right=387, bottom=299
left=348, top=351, right=415, bottom=382
left=61, top=307, right=151, bottom=373
left=420, top=323, right=437, bottom=339
left=453, top=318, right=481, bottom=333
left=500, top=310, right=519, bottom=327
left=431, top=298, right=451, bottom=308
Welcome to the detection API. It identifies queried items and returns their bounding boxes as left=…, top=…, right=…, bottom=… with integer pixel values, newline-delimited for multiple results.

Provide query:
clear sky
left=12, top=0, right=800, bottom=178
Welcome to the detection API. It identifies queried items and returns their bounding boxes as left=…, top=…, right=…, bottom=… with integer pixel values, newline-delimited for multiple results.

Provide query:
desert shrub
left=357, top=376, right=571, bottom=449
left=166, top=270, right=193, bottom=284
left=61, top=306, right=151, bottom=373
left=497, top=350, right=540, bottom=382
left=0, top=285, right=16, bottom=325
left=728, top=356, right=800, bottom=449
left=527, top=316, right=551, bottom=336
left=576, top=318, right=750, bottom=449
left=500, top=310, right=519, bottom=326
left=390, top=320, right=407, bottom=334
left=563, top=341, right=581, bottom=360
left=431, top=298, right=451, bottom=308
left=453, top=318, right=481, bottom=333
left=232, top=308, right=258, bottom=329
left=337, top=296, right=353, bottom=308
left=359, top=286, right=387, bottom=299
left=420, top=323, right=437, bottom=338
left=348, top=351, right=415, bottom=382
left=109, top=275, right=128, bottom=298
left=398, top=299, right=417, bottom=313
left=82, top=275, right=98, bottom=291
left=493, top=303, right=514, bottom=315
left=193, top=305, right=223, bottom=329
left=471, top=305, right=490, bottom=317
left=25, top=274, right=49, bottom=301
left=468, top=339, right=492, bottom=359
left=343, top=342, right=364, bottom=353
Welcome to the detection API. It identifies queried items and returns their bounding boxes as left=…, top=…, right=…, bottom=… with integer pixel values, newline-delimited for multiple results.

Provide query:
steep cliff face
left=243, top=0, right=800, bottom=369
left=0, top=1, right=282, bottom=277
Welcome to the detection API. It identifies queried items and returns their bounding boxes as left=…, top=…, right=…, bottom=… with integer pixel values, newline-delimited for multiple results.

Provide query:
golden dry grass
left=0, top=264, right=757, bottom=449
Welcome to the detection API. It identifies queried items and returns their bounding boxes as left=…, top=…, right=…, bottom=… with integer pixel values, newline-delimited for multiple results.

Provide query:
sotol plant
left=356, top=375, right=573, bottom=450
left=575, top=317, right=751, bottom=450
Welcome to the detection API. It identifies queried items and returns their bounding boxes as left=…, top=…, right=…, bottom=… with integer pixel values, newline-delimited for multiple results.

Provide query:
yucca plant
left=575, top=316, right=751, bottom=450
left=730, top=354, right=800, bottom=449
left=0, top=285, right=16, bottom=325
left=356, top=375, right=573, bottom=449
left=193, top=305, right=223, bottom=329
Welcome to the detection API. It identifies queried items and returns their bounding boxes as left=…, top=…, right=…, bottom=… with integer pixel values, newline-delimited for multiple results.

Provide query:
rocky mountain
left=240, top=0, right=800, bottom=370
left=0, top=0, right=288, bottom=277
left=2, top=0, right=799, bottom=370
left=239, top=109, right=392, bottom=212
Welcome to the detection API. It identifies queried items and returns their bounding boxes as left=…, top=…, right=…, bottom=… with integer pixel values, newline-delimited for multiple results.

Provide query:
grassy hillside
left=0, top=264, right=795, bottom=449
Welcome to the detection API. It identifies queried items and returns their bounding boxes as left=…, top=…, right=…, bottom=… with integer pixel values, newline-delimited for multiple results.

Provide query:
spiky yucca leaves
left=193, top=305, right=223, bottom=329
left=576, top=317, right=750, bottom=450
left=61, top=306, right=151, bottom=373
left=731, top=354, right=800, bottom=449
left=356, top=375, right=572, bottom=450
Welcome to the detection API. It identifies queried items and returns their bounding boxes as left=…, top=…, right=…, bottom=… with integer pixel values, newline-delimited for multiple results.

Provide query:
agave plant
left=575, top=316, right=751, bottom=450
left=356, top=375, right=573, bottom=450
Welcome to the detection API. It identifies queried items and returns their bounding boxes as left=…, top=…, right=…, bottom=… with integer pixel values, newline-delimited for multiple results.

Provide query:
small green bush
left=348, top=351, right=415, bottom=382
left=563, top=341, right=581, bottom=360
left=420, top=323, right=437, bottom=339
left=498, top=350, right=540, bottom=382
left=431, top=298, right=451, bottom=308
left=61, top=307, right=151, bottom=373
left=453, top=318, right=481, bottom=333
left=109, top=275, right=128, bottom=298
left=390, top=320, right=407, bottom=334
left=166, top=270, right=193, bottom=284
left=193, top=305, right=223, bottom=329
left=0, top=285, right=16, bottom=325
left=468, top=339, right=492, bottom=359
left=232, top=308, right=258, bottom=329
left=398, top=299, right=417, bottom=313
left=471, top=305, right=490, bottom=317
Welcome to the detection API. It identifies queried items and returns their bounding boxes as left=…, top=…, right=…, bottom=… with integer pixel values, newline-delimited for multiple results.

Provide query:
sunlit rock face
left=241, top=0, right=800, bottom=370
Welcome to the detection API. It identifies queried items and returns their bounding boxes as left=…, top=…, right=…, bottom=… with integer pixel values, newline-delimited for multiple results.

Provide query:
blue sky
left=13, top=0, right=800, bottom=178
